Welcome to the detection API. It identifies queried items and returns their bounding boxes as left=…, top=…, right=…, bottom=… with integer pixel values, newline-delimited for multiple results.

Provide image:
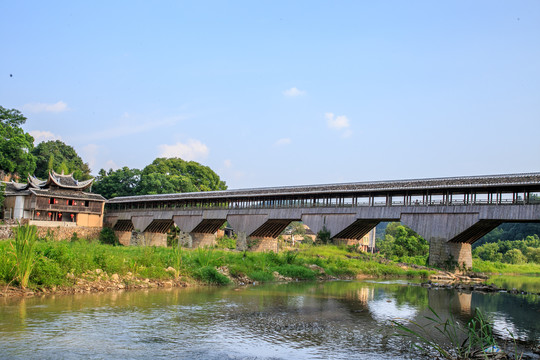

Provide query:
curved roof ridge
left=47, top=170, right=94, bottom=190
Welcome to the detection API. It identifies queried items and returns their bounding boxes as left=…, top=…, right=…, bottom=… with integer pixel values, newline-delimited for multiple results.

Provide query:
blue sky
left=1, top=1, right=539, bottom=189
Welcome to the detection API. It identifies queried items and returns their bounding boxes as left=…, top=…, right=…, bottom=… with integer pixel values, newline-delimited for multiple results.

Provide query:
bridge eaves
left=106, top=172, right=540, bottom=204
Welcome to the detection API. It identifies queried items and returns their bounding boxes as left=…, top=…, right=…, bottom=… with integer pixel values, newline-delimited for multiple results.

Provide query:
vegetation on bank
left=472, top=259, right=540, bottom=275
left=0, top=225, right=432, bottom=291
left=473, top=235, right=540, bottom=264
left=393, top=307, right=522, bottom=360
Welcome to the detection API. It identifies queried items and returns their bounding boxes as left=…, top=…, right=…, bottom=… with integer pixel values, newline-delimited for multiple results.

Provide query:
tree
left=475, top=223, right=540, bottom=247
left=138, top=157, right=227, bottom=195
left=377, top=222, right=429, bottom=258
left=32, top=140, right=91, bottom=180
left=0, top=106, right=36, bottom=177
left=92, top=167, right=141, bottom=199
left=503, top=249, right=526, bottom=264
left=474, top=243, right=503, bottom=262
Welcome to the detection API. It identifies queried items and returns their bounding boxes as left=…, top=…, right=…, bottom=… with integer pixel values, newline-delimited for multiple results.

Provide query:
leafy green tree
left=92, top=167, right=141, bottom=199
left=524, top=247, right=540, bottom=263
left=0, top=106, right=36, bottom=176
left=32, top=140, right=91, bottom=180
left=474, top=243, right=503, bottom=262
left=476, top=223, right=540, bottom=247
left=377, top=223, right=428, bottom=259
left=138, top=157, right=227, bottom=195
left=503, top=249, right=526, bottom=264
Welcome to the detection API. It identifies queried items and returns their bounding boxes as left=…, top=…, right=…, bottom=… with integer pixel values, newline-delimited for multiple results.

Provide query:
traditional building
left=2, top=171, right=106, bottom=227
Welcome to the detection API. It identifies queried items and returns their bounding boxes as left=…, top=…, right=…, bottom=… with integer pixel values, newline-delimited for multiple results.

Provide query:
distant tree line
left=0, top=106, right=227, bottom=199
left=473, top=235, right=540, bottom=264
left=474, top=223, right=540, bottom=248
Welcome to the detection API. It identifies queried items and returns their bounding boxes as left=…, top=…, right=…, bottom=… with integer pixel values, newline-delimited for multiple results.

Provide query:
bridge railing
left=106, top=195, right=537, bottom=213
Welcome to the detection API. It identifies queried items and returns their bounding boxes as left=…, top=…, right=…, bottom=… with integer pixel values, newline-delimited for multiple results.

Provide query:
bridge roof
left=107, top=172, right=540, bottom=204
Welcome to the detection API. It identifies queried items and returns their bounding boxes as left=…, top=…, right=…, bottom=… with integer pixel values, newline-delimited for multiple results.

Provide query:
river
left=1, top=280, right=539, bottom=359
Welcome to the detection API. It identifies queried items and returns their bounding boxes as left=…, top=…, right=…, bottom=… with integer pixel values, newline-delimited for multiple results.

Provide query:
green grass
left=0, top=240, right=435, bottom=290
left=472, top=259, right=540, bottom=274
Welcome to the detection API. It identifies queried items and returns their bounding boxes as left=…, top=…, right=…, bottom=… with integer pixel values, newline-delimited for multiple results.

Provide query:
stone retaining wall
left=0, top=225, right=101, bottom=241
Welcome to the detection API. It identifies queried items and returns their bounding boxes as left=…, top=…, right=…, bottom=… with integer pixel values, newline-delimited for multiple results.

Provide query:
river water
left=1, top=280, right=539, bottom=359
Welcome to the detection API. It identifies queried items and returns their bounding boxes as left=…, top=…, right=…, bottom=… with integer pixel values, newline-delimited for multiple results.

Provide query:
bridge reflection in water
left=1, top=281, right=538, bottom=359
left=105, top=173, right=540, bottom=267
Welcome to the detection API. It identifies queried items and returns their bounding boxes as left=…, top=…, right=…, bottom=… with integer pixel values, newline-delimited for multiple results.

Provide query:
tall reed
left=11, top=224, right=38, bottom=288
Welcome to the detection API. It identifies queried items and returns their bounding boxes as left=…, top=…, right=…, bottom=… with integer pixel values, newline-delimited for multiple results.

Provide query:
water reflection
left=0, top=281, right=538, bottom=359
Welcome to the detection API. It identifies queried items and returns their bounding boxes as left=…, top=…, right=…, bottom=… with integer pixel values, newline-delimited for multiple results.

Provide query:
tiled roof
left=108, top=172, right=540, bottom=203
left=47, top=170, right=94, bottom=190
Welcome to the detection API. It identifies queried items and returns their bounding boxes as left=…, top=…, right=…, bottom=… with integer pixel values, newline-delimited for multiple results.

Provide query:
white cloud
left=29, top=130, right=62, bottom=144
left=223, top=159, right=232, bottom=168
left=283, top=87, right=306, bottom=97
left=159, top=139, right=209, bottom=161
left=23, top=101, right=68, bottom=113
left=325, top=112, right=350, bottom=130
left=104, top=160, right=119, bottom=171
left=274, top=138, right=292, bottom=146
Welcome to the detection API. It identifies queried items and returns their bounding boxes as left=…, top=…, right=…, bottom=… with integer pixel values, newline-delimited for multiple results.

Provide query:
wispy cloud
left=159, top=139, right=209, bottom=161
left=325, top=112, right=352, bottom=137
left=29, top=130, right=62, bottom=144
left=283, top=87, right=306, bottom=97
left=223, top=159, right=232, bottom=168
left=274, top=137, right=292, bottom=146
left=23, top=101, right=68, bottom=113
left=325, top=112, right=350, bottom=130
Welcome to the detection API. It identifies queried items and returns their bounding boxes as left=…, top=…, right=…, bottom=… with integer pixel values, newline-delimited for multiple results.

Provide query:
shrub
left=316, top=226, right=331, bottom=244
left=503, top=249, right=526, bottom=264
left=216, top=236, right=236, bottom=249
left=99, top=227, right=120, bottom=246
left=30, top=256, right=66, bottom=287
left=248, top=270, right=274, bottom=282
left=195, top=266, right=230, bottom=285
left=275, top=264, right=316, bottom=280
left=281, top=250, right=299, bottom=264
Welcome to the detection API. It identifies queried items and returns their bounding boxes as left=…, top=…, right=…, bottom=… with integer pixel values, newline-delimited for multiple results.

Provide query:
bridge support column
left=429, top=239, right=472, bottom=269
left=401, top=213, right=500, bottom=269
left=130, top=231, right=167, bottom=246
left=236, top=232, right=247, bottom=251
left=115, top=231, right=132, bottom=246
left=191, top=233, right=216, bottom=248
left=178, top=231, right=193, bottom=247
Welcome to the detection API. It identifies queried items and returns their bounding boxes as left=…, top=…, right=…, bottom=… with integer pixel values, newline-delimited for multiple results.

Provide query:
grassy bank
left=472, top=259, right=540, bottom=275
left=0, top=238, right=432, bottom=291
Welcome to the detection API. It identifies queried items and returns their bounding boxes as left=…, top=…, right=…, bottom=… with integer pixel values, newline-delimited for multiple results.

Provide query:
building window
left=49, top=198, right=55, bottom=204
left=85, top=201, right=90, bottom=207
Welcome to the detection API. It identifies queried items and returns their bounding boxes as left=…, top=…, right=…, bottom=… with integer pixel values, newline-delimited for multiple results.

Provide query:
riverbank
left=3, top=238, right=539, bottom=299
left=0, top=240, right=435, bottom=297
